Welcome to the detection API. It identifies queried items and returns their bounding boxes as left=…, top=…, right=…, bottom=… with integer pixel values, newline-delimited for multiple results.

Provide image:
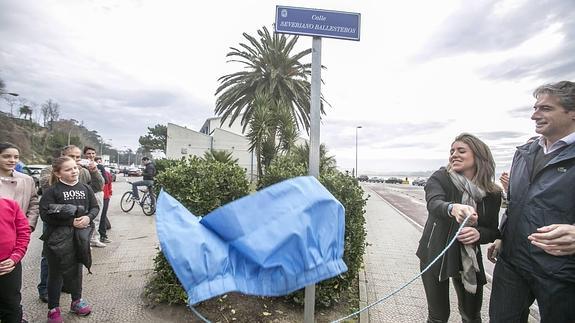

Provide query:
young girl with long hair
left=0, top=142, right=39, bottom=232
left=40, top=156, right=99, bottom=323
left=0, top=142, right=39, bottom=322
left=416, top=133, right=501, bottom=322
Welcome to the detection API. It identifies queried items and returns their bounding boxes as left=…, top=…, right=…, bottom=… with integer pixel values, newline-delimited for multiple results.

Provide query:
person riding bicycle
left=131, top=157, right=156, bottom=202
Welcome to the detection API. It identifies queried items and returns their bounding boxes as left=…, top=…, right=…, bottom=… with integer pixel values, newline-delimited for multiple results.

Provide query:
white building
left=166, top=118, right=257, bottom=181
left=166, top=115, right=308, bottom=182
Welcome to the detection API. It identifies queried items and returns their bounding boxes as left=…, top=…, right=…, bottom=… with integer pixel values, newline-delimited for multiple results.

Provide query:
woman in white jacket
left=0, top=142, right=39, bottom=231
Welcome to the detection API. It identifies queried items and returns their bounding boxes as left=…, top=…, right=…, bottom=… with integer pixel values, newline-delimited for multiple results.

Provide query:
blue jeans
left=131, top=180, right=153, bottom=199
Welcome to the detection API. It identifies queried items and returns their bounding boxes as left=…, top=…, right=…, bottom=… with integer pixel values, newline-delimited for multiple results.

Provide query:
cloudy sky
left=1, top=0, right=574, bottom=174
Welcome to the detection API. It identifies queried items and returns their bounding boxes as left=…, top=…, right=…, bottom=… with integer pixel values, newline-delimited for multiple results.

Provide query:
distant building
left=167, top=115, right=308, bottom=182
left=166, top=118, right=257, bottom=181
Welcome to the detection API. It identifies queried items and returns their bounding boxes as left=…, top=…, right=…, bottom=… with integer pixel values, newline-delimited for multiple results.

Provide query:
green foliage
left=139, top=124, right=167, bottom=153
left=145, top=251, right=188, bottom=305
left=154, top=158, right=182, bottom=175
left=154, top=156, right=250, bottom=216
left=146, top=157, right=250, bottom=304
left=259, top=154, right=367, bottom=307
left=290, top=142, right=337, bottom=173
left=215, top=26, right=327, bottom=133
left=203, top=149, right=239, bottom=165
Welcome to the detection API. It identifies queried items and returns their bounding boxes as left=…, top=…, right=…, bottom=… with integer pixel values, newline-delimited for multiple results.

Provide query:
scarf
left=448, top=170, right=485, bottom=294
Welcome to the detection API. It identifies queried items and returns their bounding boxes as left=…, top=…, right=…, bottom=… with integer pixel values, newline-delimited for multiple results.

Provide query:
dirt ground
left=146, top=283, right=359, bottom=323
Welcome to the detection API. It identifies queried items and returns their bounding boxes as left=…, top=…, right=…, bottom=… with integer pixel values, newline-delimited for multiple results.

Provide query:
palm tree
left=290, top=142, right=337, bottom=173
left=215, top=26, right=327, bottom=133
left=245, top=91, right=300, bottom=177
left=203, top=149, right=239, bottom=165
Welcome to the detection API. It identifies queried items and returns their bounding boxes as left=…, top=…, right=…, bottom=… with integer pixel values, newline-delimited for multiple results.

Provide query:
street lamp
left=67, top=128, right=73, bottom=145
left=100, top=138, right=112, bottom=156
left=355, top=126, right=362, bottom=178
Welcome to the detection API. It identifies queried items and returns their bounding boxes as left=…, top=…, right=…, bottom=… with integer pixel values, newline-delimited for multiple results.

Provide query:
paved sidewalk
left=361, top=185, right=494, bottom=322
left=20, top=180, right=176, bottom=322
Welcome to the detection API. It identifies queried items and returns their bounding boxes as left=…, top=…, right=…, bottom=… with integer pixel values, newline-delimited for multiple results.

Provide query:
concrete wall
left=212, top=128, right=256, bottom=180
left=166, top=122, right=257, bottom=181
left=166, top=123, right=211, bottom=159
left=200, top=116, right=245, bottom=136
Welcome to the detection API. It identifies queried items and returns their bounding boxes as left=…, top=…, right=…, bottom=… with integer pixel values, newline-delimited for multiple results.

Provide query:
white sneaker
left=90, top=240, right=106, bottom=248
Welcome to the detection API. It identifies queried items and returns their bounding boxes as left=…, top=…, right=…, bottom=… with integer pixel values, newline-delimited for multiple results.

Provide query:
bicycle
left=121, top=182, right=156, bottom=216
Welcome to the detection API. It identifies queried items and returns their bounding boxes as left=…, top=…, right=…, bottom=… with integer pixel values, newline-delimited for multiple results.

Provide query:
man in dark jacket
left=490, top=81, right=575, bottom=323
left=131, top=157, right=155, bottom=201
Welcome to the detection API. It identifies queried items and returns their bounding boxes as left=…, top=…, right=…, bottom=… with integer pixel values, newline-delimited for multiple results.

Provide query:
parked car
left=368, top=176, right=384, bottom=183
left=127, top=167, right=142, bottom=176
left=358, top=175, right=369, bottom=182
left=412, top=178, right=427, bottom=186
left=23, top=164, right=50, bottom=189
left=385, top=177, right=403, bottom=184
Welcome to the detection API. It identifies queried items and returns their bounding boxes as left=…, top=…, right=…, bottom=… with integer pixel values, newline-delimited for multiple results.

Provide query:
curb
left=358, top=269, right=368, bottom=323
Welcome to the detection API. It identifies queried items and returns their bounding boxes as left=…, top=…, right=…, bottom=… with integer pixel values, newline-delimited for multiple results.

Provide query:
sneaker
left=47, top=307, right=63, bottom=323
left=100, top=237, right=112, bottom=243
left=70, top=299, right=92, bottom=316
left=90, top=240, right=106, bottom=248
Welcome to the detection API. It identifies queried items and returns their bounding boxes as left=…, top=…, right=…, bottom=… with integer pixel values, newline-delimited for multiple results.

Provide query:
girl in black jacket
left=416, top=133, right=501, bottom=323
left=40, top=157, right=99, bottom=323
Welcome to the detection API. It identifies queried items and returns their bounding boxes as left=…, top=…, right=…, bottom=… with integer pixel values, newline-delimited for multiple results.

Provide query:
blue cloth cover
left=155, top=176, right=347, bottom=305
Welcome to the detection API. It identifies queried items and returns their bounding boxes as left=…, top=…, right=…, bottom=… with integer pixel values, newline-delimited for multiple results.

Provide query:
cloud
left=507, top=105, right=532, bottom=118
left=474, top=131, right=526, bottom=140
left=414, top=0, right=575, bottom=82
left=323, top=118, right=449, bottom=149
left=417, top=1, right=574, bottom=57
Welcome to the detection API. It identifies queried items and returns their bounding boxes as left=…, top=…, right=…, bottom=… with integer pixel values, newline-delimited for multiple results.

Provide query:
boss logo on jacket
left=62, top=190, right=87, bottom=201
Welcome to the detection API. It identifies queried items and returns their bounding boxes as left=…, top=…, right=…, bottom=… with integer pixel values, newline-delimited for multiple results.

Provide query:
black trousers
left=0, top=262, right=23, bottom=323
left=421, top=262, right=483, bottom=323
left=490, top=257, right=575, bottom=323
left=45, top=248, right=83, bottom=309
left=98, top=198, right=110, bottom=238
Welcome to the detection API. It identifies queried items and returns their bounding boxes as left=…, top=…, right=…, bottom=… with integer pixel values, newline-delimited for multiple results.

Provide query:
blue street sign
left=275, top=6, right=360, bottom=41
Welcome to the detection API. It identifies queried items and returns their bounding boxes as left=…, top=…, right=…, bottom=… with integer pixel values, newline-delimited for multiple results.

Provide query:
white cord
left=331, top=214, right=472, bottom=323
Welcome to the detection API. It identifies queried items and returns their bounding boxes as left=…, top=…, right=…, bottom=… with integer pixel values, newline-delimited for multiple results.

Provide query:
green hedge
left=259, top=154, right=367, bottom=307
left=145, top=156, right=250, bottom=304
left=146, top=154, right=367, bottom=308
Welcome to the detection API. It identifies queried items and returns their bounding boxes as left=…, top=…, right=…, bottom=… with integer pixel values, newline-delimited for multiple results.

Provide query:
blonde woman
left=416, top=133, right=501, bottom=322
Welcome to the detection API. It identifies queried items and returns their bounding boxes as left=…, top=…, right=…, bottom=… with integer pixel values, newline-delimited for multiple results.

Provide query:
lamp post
left=67, top=128, right=73, bottom=145
left=100, top=138, right=112, bottom=156
left=355, top=126, right=362, bottom=178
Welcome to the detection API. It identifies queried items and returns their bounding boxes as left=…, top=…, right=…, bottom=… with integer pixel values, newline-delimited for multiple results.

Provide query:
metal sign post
left=275, top=6, right=360, bottom=323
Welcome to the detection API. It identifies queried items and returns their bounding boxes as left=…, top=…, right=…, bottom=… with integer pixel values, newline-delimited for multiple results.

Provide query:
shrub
left=145, top=156, right=250, bottom=304
left=154, top=158, right=182, bottom=175
left=259, top=154, right=367, bottom=307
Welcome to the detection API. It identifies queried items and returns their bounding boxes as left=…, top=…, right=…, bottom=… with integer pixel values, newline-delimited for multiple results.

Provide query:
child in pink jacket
left=0, top=197, right=31, bottom=322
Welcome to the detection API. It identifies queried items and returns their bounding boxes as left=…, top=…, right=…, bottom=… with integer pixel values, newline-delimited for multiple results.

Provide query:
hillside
left=0, top=111, right=113, bottom=163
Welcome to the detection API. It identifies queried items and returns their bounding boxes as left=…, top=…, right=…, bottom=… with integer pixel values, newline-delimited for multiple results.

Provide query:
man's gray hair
left=533, top=81, right=575, bottom=111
